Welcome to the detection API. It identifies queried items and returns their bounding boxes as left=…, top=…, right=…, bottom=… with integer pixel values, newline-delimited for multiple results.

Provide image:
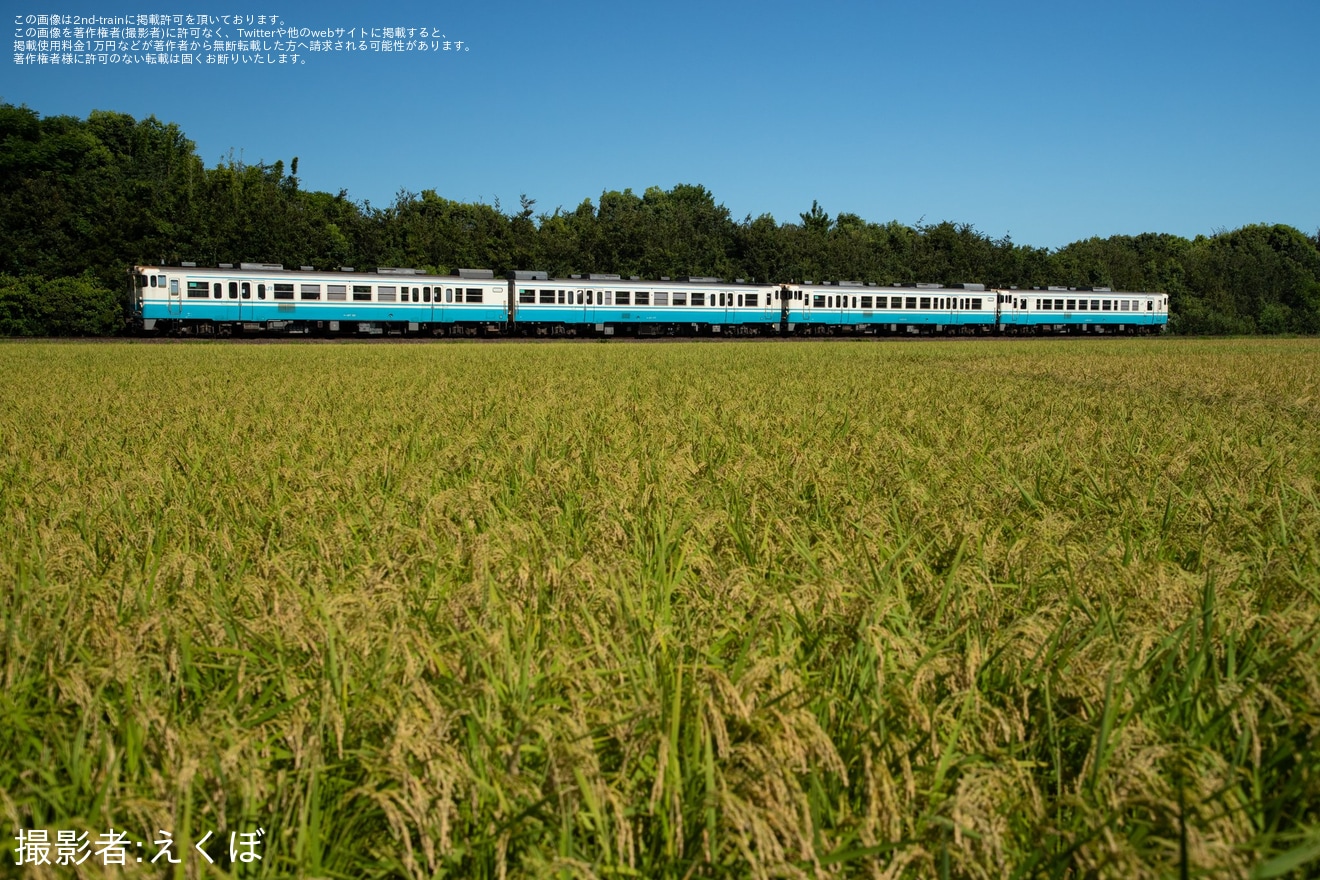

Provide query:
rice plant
left=0, top=338, right=1316, bottom=878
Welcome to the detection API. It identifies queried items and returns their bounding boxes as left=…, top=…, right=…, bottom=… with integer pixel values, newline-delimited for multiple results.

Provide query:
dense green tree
left=734, top=213, right=790, bottom=284
left=0, top=273, right=121, bottom=335
left=379, top=189, right=518, bottom=274
left=3, top=102, right=1319, bottom=335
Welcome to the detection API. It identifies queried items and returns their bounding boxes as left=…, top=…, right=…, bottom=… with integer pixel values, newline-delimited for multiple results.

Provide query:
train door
left=167, top=276, right=181, bottom=315
left=221, top=278, right=241, bottom=322
left=239, top=280, right=254, bottom=321
left=438, top=285, right=453, bottom=327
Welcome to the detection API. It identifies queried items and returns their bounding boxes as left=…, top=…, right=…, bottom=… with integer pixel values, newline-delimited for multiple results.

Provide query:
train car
left=509, top=272, right=781, bottom=336
left=130, top=263, right=1169, bottom=337
left=783, top=281, right=997, bottom=334
left=995, top=287, right=1168, bottom=334
left=130, top=263, right=509, bottom=335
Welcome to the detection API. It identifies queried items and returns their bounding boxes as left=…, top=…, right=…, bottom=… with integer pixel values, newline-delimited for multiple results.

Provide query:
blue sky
left=6, top=0, right=1318, bottom=249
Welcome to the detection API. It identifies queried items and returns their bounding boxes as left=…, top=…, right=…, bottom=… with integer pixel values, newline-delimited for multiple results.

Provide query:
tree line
left=2, top=103, right=1318, bottom=335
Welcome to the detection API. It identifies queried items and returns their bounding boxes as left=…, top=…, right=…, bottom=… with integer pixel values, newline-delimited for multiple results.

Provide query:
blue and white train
left=130, top=263, right=1169, bottom=336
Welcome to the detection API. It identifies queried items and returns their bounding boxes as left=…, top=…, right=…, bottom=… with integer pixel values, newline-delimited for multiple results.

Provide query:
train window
left=1041, top=300, right=1051, bottom=310
left=329, top=284, right=347, bottom=301
left=576, top=290, right=583, bottom=305
left=258, top=284, right=266, bottom=299
left=1066, top=299, right=1076, bottom=310
left=148, top=275, right=157, bottom=287
left=229, top=282, right=238, bottom=299
left=557, top=290, right=565, bottom=304
left=691, top=292, right=704, bottom=306
left=423, top=287, right=431, bottom=303
left=187, top=282, right=208, bottom=298
left=466, top=289, right=483, bottom=303
left=972, top=298, right=982, bottom=310
left=445, top=289, right=453, bottom=303
left=1078, top=300, right=1087, bottom=310
left=587, top=290, right=593, bottom=305
left=747, top=293, right=758, bottom=307
left=537, top=289, right=552, bottom=304
left=412, top=288, right=419, bottom=303
left=242, top=283, right=251, bottom=299
left=353, top=285, right=372, bottom=301
left=861, top=295, right=872, bottom=309
left=273, top=283, right=294, bottom=300
left=920, top=297, right=930, bottom=309
left=1102, top=300, right=1112, bottom=311
left=1147, top=300, right=1153, bottom=311
left=301, top=284, right=321, bottom=300
left=213, top=283, right=221, bottom=299
left=1091, top=299, right=1100, bottom=310
left=605, top=291, right=613, bottom=305
left=905, top=297, right=916, bottom=309
left=636, top=292, right=650, bottom=306
left=673, top=292, right=686, bottom=306
left=616, top=291, right=630, bottom=306
left=378, top=286, right=396, bottom=303
left=655, top=292, right=668, bottom=306
left=519, top=289, right=535, bottom=304
left=812, top=295, right=824, bottom=308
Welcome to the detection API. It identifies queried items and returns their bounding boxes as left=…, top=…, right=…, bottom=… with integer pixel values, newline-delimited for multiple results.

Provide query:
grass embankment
left=1, top=338, right=1317, bottom=878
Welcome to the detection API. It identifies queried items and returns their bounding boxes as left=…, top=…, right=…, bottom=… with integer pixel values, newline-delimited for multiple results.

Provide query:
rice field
left=1, top=337, right=1317, bottom=879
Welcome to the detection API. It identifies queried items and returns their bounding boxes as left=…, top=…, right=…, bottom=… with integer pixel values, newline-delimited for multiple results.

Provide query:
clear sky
left=6, top=0, right=1318, bottom=249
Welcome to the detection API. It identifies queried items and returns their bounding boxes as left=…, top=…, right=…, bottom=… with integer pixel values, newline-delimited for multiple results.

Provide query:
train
left=129, top=263, right=1169, bottom=337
